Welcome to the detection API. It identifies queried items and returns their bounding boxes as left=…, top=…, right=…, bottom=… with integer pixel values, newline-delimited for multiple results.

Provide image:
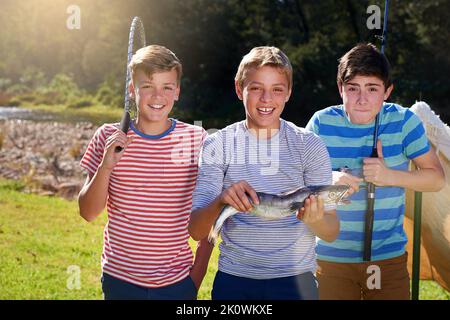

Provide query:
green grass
left=0, top=179, right=218, bottom=300
left=0, top=178, right=448, bottom=300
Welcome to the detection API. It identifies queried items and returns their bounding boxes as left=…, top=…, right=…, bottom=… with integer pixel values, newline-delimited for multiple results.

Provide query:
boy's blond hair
left=129, top=45, right=182, bottom=84
left=235, top=46, right=293, bottom=90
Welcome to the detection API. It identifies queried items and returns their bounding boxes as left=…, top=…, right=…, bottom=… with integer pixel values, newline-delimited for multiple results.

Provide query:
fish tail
left=208, top=206, right=238, bottom=245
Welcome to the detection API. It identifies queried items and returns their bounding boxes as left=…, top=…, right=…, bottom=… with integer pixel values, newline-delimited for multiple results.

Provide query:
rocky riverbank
left=0, top=119, right=97, bottom=199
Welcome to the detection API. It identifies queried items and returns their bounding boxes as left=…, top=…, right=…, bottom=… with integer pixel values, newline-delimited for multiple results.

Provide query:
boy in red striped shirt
left=78, top=45, right=212, bottom=300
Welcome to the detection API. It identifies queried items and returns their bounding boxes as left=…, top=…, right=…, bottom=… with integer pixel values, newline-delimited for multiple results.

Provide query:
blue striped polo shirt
left=192, top=119, right=333, bottom=279
left=305, top=103, right=430, bottom=262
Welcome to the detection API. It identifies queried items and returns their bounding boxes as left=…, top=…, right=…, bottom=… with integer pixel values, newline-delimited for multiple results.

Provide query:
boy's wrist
left=215, top=194, right=227, bottom=209
left=304, top=217, right=326, bottom=229
left=384, top=168, right=396, bottom=187
left=98, top=163, right=114, bottom=175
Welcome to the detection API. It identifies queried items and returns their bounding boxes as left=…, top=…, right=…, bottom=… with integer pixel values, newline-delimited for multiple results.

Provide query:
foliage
left=0, top=0, right=449, bottom=126
left=95, top=75, right=122, bottom=108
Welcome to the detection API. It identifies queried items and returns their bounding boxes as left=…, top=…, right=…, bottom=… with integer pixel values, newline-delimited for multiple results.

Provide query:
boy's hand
left=219, top=181, right=259, bottom=212
left=100, top=130, right=133, bottom=171
left=363, top=140, right=393, bottom=186
left=189, top=267, right=205, bottom=291
left=297, top=195, right=325, bottom=224
left=332, top=171, right=363, bottom=196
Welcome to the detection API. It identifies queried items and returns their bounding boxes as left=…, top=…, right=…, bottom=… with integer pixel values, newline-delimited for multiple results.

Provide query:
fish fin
left=277, top=186, right=309, bottom=197
left=289, top=201, right=303, bottom=212
left=208, top=206, right=238, bottom=245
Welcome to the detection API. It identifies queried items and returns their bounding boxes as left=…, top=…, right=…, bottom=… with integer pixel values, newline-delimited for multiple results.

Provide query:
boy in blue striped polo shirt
left=189, top=46, right=339, bottom=300
left=306, top=43, right=445, bottom=300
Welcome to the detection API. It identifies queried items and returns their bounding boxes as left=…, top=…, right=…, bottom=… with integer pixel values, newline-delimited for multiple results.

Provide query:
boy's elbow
left=79, top=208, right=96, bottom=222
left=188, top=210, right=204, bottom=241
left=434, top=180, right=446, bottom=192
left=436, top=173, right=446, bottom=191
left=320, top=233, right=338, bottom=243
left=78, top=194, right=96, bottom=222
left=322, top=216, right=340, bottom=243
left=323, top=233, right=339, bottom=243
left=188, top=224, right=203, bottom=241
left=428, top=171, right=446, bottom=192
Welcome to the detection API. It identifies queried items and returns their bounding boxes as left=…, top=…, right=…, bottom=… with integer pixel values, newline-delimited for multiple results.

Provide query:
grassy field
left=0, top=179, right=448, bottom=300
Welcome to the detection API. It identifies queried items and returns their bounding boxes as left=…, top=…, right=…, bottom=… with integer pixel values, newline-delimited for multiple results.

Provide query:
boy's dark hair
left=337, top=43, right=392, bottom=90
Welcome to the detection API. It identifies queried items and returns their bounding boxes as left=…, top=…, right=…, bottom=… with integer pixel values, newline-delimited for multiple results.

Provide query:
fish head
left=308, top=185, right=351, bottom=206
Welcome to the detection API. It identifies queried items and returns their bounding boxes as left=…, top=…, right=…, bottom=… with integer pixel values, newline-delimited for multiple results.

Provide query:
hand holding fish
left=218, top=180, right=260, bottom=213
left=297, top=194, right=325, bottom=225
left=207, top=185, right=350, bottom=244
left=332, top=170, right=363, bottom=196
left=363, top=140, right=393, bottom=186
left=297, top=194, right=340, bottom=242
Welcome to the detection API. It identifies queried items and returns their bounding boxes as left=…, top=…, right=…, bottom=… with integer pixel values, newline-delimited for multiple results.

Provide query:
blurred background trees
left=1, top=0, right=449, bottom=127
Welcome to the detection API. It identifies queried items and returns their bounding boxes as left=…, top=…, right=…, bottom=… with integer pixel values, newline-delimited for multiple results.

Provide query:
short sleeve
left=191, top=132, right=227, bottom=211
left=302, top=132, right=334, bottom=210
left=305, top=111, right=320, bottom=135
left=403, top=109, right=431, bottom=159
left=80, top=124, right=110, bottom=177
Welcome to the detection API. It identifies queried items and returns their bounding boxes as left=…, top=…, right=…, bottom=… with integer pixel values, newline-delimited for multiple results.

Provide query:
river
left=0, top=106, right=99, bottom=123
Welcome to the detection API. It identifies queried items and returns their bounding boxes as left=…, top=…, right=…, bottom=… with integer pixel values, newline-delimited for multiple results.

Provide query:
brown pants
left=317, top=253, right=410, bottom=300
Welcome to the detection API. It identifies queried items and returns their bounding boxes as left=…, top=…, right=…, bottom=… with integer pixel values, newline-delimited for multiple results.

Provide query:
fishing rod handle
left=115, top=111, right=131, bottom=153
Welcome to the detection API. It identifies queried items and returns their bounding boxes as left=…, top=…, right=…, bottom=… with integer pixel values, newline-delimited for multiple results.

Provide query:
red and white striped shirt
left=80, top=119, right=207, bottom=288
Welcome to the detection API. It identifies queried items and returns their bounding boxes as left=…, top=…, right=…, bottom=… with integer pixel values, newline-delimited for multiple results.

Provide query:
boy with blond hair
left=189, top=46, right=339, bottom=300
left=306, top=43, right=445, bottom=300
left=78, top=45, right=212, bottom=300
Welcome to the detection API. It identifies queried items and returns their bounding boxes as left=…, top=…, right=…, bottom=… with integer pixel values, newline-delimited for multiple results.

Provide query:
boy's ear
left=285, top=88, right=292, bottom=102
left=174, top=85, right=180, bottom=101
left=384, top=84, right=394, bottom=100
left=128, top=81, right=135, bottom=99
left=337, top=82, right=344, bottom=98
left=235, top=80, right=243, bottom=100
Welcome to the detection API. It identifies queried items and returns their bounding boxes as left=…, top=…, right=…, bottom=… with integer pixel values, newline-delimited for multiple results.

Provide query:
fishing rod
left=115, top=17, right=146, bottom=153
left=363, top=0, right=389, bottom=262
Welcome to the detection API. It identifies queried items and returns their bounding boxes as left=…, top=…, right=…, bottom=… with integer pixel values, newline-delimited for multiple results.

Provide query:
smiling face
left=338, top=75, right=393, bottom=124
left=129, top=68, right=180, bottom=127
left=236, top=65, right=291, bottom=134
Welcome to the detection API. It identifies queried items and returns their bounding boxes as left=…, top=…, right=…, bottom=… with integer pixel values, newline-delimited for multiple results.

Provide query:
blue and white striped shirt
left=306, top=103, right=430, bottom=262
left=192, top=119, right=332, bottom=279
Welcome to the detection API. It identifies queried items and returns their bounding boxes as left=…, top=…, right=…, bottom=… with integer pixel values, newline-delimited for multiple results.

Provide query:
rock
left=57, top=182, right=82, bottom=199
left=0, top=119, right=96, bottom=200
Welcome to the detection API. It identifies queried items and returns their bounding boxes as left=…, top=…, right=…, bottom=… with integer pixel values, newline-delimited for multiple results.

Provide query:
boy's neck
left=134, top=118, right=172, bottom=136
left=244, top=119, right=281, bottom=140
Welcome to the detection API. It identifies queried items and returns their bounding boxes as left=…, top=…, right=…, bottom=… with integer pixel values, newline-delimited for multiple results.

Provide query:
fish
left=208, top=184, right=350, bottom=244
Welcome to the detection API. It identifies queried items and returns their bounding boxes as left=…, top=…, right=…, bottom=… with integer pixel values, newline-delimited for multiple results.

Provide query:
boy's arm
left=78, top=130, right=132, bottom=222
left=363, top=141, right=445, bottom=192
left=78, top=167, right=112, bottom=222
left=189, top=239, right=214, bottom=290
left=189, top=181, right=259, bottom=241
left=189, top=197, right=225, bottom=241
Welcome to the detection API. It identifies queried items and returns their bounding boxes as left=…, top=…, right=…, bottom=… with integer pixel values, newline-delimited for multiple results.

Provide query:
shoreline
left=0, top=119, right=97, bottom=199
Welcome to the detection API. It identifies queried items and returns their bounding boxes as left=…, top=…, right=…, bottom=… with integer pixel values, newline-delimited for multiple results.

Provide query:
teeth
left=257, top=107, right=274, bottom=113
left=149, top=104, right=164, bottom=109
